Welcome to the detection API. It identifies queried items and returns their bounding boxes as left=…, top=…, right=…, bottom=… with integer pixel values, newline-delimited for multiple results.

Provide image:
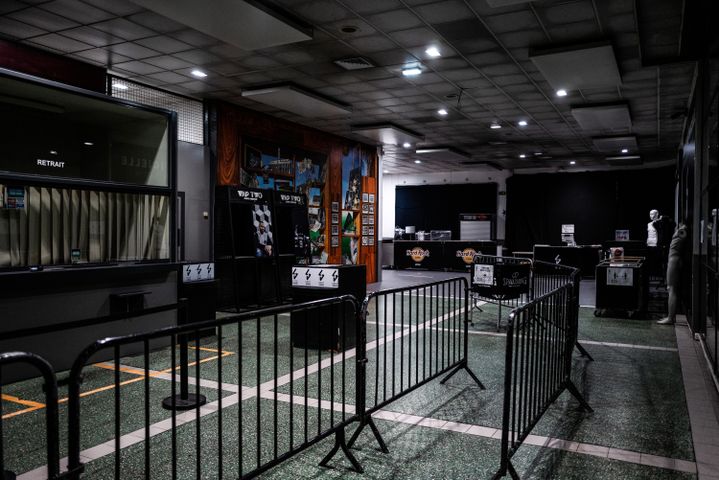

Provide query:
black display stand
left=214, top=186, right=281, bottom=310
left=291, top=264, right=366, bottom=350
left=594, top=259, right=649, bottom=318
left=393, top=240, right=496, bottom=271
left=273, top=191, right=310, bottom=301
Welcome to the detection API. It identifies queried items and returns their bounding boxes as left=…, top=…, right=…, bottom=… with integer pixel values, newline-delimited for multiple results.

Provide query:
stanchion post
left=162, top=299, right=207, bottom=410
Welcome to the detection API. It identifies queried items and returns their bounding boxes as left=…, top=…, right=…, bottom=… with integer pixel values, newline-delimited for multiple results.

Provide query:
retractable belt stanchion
left=162, top=299, right=207, bottom=410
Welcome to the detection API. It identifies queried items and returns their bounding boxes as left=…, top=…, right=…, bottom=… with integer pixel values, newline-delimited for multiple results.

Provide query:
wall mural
left=341, top=146, right=373, bottom=265
left=242, top=138, right=327, bottom=263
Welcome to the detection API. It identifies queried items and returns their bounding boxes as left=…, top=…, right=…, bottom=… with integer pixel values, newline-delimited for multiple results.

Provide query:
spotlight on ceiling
left=402, top=67, right=422, bottom=77
left=437, top=108, right=448, bottom=116
left=49, top=150, right=58, bottom=155
left=414, top=159, right=421, bottom=164
left=519, top=154, right=526, bottom=158
left=403, top=142, right=411, bottom=148
left=518, top=120, right=528, bottom=127
left=490, top=123, right=501, bottom=129
left=191, top=69, right=207, bottom=78
left=556, top=89, right=568, bottom=97
left=425, top=46, right=441, bottom=58
left=621, top=148, right=629, bottom=153
left=570, top=160, right=576, bottom=165
left=383, top=170, right=389, bottom=174
left=83, top=141, right=94, bottom=146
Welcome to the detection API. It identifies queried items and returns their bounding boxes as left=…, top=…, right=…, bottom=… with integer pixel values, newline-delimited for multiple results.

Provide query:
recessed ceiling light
left=556, top=89, right=568, bottom=97
left=519, top=154, right=526, bottom=158
left=403, top=142, right=411, bottom=148
left=570, top=160, right=576, bottom=165
left=402, top=67, right=422, bottom=76
left=490, top=123, right=502, bottom=129
left=621, top=148, right=629, bottom=153
left=112, top=83, right=128, bottom=90
left=425, top=46, right=441, bottom=58
left=437, top=108, right=448, bottom=116
left=191, top=69, right=207, bottom=78
left=49, top=150, right=58, bottom=155
left=518, top=120, right=528, bottom=127
left=383, top=170, right=389, bottom=174
left=414, top=159, right=421, bottom=164
left=83, top=141, right=94, bottom=146
left=534, top=152, right=542, bottom=156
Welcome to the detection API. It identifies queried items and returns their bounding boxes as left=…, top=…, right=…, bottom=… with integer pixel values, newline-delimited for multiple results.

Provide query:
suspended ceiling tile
left=130, top=0, right=312, bottom=50
left=592, top=135, right=638, bottom=153
left=571, top=103, right=632, bottom=133
left=241, top=84, right=351, bottom=118
left=351, top=123, right=424, bottom=146
left=485, top=0, right=536, bottom=6
left=529, top=41, right=622, bottom=90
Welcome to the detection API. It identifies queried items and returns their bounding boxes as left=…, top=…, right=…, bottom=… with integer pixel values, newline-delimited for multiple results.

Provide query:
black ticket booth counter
left=215, top=186, right=279, bottom=310
left=393, top=240, right=496, bottom=271
left=290, top=264, right=365, bottom=350
left=533, top=245, right=602, bottom=278
left=272, top=191, right=310, bottom=300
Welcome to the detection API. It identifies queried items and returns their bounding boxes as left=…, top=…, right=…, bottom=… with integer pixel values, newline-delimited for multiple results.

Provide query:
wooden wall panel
left=216, top=103, right=240, bottom=185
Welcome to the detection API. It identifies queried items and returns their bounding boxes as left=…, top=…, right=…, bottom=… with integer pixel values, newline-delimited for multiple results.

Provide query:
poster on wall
left=251, top=204, right=274, bottom=257
left=331, top=236, right=339, bottom=247
left=342, top=211, right=357, bottom=235
left=342, top=236, right=358, bottom=264
left=615, top=230, right=630, bottom=241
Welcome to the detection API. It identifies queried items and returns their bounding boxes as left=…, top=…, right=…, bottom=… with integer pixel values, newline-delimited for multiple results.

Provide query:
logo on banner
left=502, top=271, right=528, bottom=289
left=332, top=271, right=339, bottom=282
left=305, top=269, right=312, bottom=280
left=406, top=247, right=430, bottom=263
left=456, top=248, right=478, bottom=265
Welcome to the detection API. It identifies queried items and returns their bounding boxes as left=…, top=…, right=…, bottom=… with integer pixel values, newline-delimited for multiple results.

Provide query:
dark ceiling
left=0, top=0, right=696, bottom=173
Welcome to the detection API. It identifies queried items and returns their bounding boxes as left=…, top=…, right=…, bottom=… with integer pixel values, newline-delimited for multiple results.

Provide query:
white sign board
left=292, top=267, right=339, bottom=289
left=473, top=264, right=494, bottom=286
left=561, top=224, right=575, bottom=234
left=182, top=263, right=215, bottom=283
left=606, top=267, right=633, bottom=287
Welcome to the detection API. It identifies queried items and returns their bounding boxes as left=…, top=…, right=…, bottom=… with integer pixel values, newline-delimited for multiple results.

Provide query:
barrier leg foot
left=566, top=381, right=593, bottom=413
left=319, top=430, right=363, bottom=473
left=348, top=418, right=389, bottom=453
left=574, top=342, right=594, bottom=361
left=4, top=470, right=17, bottom=480
left=440, top=363, right=486, bottom=390
left=507, top=462, right=520, bottom=480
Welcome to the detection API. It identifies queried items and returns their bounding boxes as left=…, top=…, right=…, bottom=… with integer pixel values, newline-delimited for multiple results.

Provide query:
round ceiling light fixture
left=570, top=160, right=576, bottom=165
left=490, top=123, right=502, bottom=129
left=403, top=142, right=411, bottom=148
left=556, top=89, right=568, bottom=97
left=414, top=159, right=421, bottom=164
left=621, top=148, right=629, bottom=153
left=518, top=120, right=528, bottom=127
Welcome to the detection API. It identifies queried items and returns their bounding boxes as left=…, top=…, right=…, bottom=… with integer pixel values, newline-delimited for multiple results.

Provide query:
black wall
left=506, top=167, right=676, bottom=251
left=395, top=183, right=497, bottom=239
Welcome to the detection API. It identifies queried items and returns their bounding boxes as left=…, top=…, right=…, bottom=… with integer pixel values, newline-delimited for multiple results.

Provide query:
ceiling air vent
left=334, top=57, right=375, bottom=70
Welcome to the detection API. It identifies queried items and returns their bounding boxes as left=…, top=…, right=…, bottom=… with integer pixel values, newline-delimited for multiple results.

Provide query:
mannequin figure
left=658, top=223, right=688, bottom=325
left=647, top=209, right=659, bottom=247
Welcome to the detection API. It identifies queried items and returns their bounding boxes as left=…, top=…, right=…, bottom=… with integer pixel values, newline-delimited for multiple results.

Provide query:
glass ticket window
left=0, top=70, right=176, bottom=269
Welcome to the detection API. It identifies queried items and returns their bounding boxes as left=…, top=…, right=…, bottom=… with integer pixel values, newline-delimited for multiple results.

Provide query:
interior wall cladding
left=395, top=183, right=498, bottom=239
left=213, top=101, right=378, bottom=281
left=506, top=167, right=676, bottom=252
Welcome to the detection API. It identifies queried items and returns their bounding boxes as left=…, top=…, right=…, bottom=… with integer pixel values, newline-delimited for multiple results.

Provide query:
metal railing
left=345, top=277, right=484, bottom=452
left=64, top=295, right=361, bottom=479
left=493, top=284, right=593, bottom=480
left=0, top=352, right=61, bottom=480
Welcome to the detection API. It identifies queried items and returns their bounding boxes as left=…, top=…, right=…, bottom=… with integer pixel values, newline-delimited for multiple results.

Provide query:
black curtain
left=395, top=183, right=497, bottom=239
left=506, top=167, right=676, bottom=251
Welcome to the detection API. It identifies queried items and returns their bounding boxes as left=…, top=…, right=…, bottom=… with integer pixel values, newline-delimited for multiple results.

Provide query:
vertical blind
left=0, top=185, right=170, bottom=267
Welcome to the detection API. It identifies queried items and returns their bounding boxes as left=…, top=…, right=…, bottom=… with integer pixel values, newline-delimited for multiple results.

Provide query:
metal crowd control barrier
left=65, top=295, right=361, bottom=480
left=345, top=277, right=485, bottom=452
left=0, top=352, right=60, bottom=480
left=493, top=284, right=593, bottom=480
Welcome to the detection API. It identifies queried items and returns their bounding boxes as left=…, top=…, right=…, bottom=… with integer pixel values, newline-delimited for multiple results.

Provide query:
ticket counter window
left=0, top=185, right=170, bottom=267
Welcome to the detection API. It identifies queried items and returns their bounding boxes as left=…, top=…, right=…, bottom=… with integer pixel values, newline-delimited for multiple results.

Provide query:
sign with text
left=182, top=263, right=215, bottom=283
left=606, top=267, right=633, bottom=287
left=234, top=188, right=264, bottom=202
left=292, top=267, right=339, bottom=289
left=472, top=262, right=530, bottom=298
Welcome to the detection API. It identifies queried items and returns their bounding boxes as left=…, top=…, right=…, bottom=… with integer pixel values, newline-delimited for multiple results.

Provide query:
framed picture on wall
left=362, top=226, right=368, bottom=235
left=331, top=225, right=339, bottom=235
left=331, top=236, right=339, bottom=247
left=369, top=237, right=374, bottom=246
left=368, top=205, right=374, bottom=214
left=362, top=236, right=368, bottom=246
left=331, top=201, right=339, bottom=212
left=369, top=193, right=375, bottom=203
left=362, top=204, right=369, bottom=213
left=369, top=227, right=374, bottom=236
left=331, top=213, right=339, bottom=224
left=368, top=215, right=374, bottom=224
left=362, top=215, right=368, bottom=225
left=362, top=193, right=369, bottom=203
